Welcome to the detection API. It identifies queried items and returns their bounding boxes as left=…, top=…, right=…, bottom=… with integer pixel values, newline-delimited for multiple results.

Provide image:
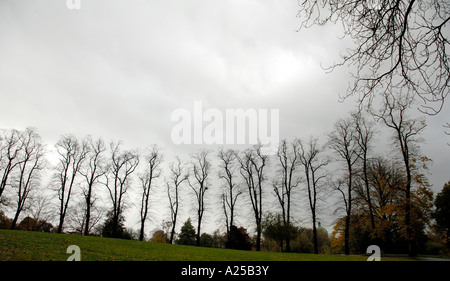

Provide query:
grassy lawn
left=0, top=229, right=409, bottom=261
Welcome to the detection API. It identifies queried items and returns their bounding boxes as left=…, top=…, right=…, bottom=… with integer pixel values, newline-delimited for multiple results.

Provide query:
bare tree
left=352, top=111, right=376, bottom=230
left=366, top=156, right=405, bottom=220
left=328, top=117, right=360, bottom=255
left=66, top=200, right=88, bottom=234
left=0, top=129, right=24, bottom=205
left=218, top=148, right=242, bottom=240
left=188, top=150, right=211, bottom=246
left=78, top=136, right=106, bottom=235
left=64, top=196, right=104, bottom=235
left=299, top=137, right=328, bottom=254
left=28, top=193, right=54, bottom=223
left=53, top=135, right=88, bottom=234
left=166, top=156, right=188, bottom=244
left=102, top=141, right=139, bottom=238
left=10, top=128, right=46, bottom=229
left=273, top=139, right=302, bottom=252
left=297, top=0, right=450, bottom=115
left=372, top=92, right=427, bottom=257
left=237, top=144, right=268, bottom=251
left=138, top=145, right=163, bottom=241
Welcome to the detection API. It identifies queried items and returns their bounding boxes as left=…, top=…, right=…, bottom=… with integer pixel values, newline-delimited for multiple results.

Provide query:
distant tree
left=17, top=216, right=53, bottom=232
left=361, top=157, right=405, bottom=249
left=262, top=213, right=296, bottom=252
left=150, top=229, right=169, bottom=243
left=292, top=230, right=314, bottom=253
left=103, top=141, right=139, bottom=238
left=28, top=193, right=55, bottom=225
left=101, top=209, right=132, bottom=239
left=273, top=139, right=302, bottom=252
left=10, top=128, right=46, bottom=230
left=66, top=200, right=88, bottom=234
left=432, top=181, right=450, bottom=249
left=176, top=218, right=196, bottom=246
left=78, top=136, right=106, bottom=236
left=53, top=134, right=88, bottom=233
left=333, top=156, right=433, bottom=254
left=290, top=226, right=330, bottom=254
left=0, top=129, right=23, bottom=205
left=211, top=229, right=226, bottom=249
left=372, top=93, right=427, bottom=257
left=237, top=144, right=268, bottom=251
left=200, top=233, right=214, bottom=248
left=225, top=225, right=252, bottom=251
left=17, top=216, right=39, bottom=231
left=166, top=156, right=188, bottom=244
left=328, top=116, right=360, bottom=255
left=65, top=199, right=104, bottom=235
left=298, top=137, right=328, bottom=254
left=263, top=213, right=285, bottom=250
left=218, top=149, right=242, bottom=240
left=138, top=145, right=162, bottom=241
left=188, top=150, right=211, bottom=246
left=352, top=111, right=376, bottom=230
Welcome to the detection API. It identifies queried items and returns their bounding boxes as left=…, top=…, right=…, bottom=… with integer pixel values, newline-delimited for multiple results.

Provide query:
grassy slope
left=0, top=229, right=406, bottom=261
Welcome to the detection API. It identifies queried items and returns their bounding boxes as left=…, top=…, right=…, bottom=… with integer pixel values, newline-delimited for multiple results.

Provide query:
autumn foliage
left=331, top=156, right=434, bottom=254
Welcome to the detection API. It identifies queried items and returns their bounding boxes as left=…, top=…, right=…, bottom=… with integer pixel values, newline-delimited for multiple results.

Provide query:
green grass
left=0, top=229, right=407, bottom=261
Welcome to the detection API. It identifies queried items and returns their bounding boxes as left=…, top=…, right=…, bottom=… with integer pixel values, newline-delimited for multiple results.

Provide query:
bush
left=200, top=233, right=214, bottom=247
left=291, top=232, right=314, bottom=253
left=262, top=213, right=297, bottom=252
left=225, top=225, right=252, bottom=251
left=425, top=241, right=446, bottom=255
left=0, top=211, right=12, bottom=229
left=150, top=230, right=169, bottom=243
left=18, top=216, right=54, bottom=232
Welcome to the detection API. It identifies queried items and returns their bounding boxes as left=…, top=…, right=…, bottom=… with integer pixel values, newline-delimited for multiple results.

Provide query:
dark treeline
left=0, top=104, right=449, bottom=257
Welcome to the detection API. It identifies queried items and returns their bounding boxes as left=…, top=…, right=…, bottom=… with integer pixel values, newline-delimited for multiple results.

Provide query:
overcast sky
left=0, top=0, right=448, bottom=235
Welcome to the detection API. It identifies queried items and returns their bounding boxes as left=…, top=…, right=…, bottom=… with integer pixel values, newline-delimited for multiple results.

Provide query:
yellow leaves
left=150, top=230, right=168, bottom=243
left=379, top=203, right=399, bottom=217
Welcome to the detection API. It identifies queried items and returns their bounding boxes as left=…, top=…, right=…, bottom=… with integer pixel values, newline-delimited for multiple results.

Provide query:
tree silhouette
left=188, top=150, right=211, bottom=246
left=297, top=0, right=450, bottom=115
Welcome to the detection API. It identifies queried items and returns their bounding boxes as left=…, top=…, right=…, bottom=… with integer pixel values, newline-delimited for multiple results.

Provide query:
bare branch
left=297, top=0, right=450, bottom=114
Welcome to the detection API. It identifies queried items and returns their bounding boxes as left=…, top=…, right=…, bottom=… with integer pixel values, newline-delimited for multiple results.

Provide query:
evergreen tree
left=176, top=218, right=196, bottom=246
left=433, top=182, right=450, bottom=249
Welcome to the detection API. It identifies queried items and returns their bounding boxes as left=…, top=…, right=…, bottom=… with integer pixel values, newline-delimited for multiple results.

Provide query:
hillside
left=0, top=229, right=409, bottom=261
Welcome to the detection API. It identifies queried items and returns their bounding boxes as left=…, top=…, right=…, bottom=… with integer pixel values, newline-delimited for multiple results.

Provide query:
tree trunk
left=170, top=218, right=177, bottom=244
left=112, top=211, right=119, bottom=238
left=363, top=157, right=376, bottom=230
left=139, top=220, right=145, bottom=241
left=256, top=227, right=261, bottom=251
left=312, top=214, right=318, bottom=254
left=285, top=234, right=291, bottom=253
left=196, top=217, right=201, bottom=246
left=57, top=212, right=65, bottom=234
left=84, top=186, right=92, bottom=236
left=10, top=207, right=22, bottom=230
left=345, top=163, right=352, bottom=255
left=344, top=214, right=350, bottom=255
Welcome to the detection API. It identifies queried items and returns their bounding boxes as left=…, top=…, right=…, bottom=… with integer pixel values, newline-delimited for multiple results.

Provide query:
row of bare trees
left=0, top=92, right=433, bottom=255
left=0, top=128, right=46, bottom=230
